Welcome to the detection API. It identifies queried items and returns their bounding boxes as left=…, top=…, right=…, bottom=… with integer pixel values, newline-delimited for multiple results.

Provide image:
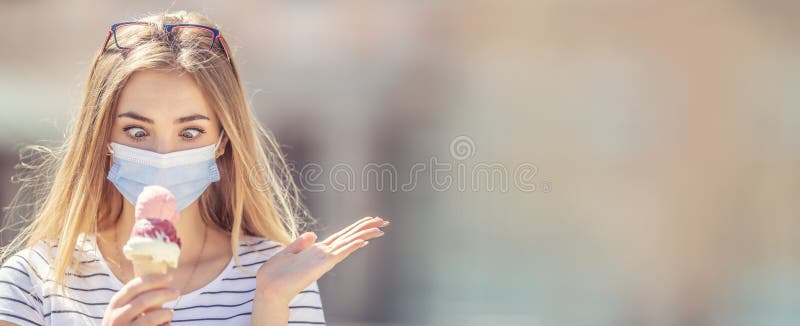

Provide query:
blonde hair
left=1, top=11, right=312, bottom=290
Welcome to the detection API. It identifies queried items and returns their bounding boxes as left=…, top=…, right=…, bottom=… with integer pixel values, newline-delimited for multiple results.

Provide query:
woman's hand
left=254, top=216, right=389, bottom=304
left=102, top=274, right=179, bottom=326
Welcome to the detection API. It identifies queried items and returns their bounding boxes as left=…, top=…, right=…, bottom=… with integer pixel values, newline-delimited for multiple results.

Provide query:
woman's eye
left=180, top=128, right=204, bottom=140
left=123, top=126, right=148, bottom=139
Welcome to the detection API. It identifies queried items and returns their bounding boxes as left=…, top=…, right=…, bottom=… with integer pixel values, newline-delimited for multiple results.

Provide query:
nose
left=152, top=137, right=175, bottom=154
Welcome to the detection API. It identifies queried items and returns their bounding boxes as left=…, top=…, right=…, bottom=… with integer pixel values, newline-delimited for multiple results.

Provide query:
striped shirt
left=0, top=233, right=326, bottom=325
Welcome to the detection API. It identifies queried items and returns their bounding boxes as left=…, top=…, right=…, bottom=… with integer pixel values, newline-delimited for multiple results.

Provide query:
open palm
left=255, top=216, right=388, bottom=303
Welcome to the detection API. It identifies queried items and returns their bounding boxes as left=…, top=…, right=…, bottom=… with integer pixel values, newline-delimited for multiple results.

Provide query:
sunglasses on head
left=100, top=21, right=232, bottom=62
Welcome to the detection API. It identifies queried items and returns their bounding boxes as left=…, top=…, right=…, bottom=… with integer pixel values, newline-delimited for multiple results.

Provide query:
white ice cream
left=123, top=236, right=181, bottom=268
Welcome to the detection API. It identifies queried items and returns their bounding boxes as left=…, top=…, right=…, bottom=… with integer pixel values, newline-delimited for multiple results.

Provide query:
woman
left=0, top=11, right=388, bottom=326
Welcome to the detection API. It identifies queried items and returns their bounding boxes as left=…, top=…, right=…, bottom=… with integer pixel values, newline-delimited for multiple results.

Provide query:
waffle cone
left=130, top=255, right=169, bottom=276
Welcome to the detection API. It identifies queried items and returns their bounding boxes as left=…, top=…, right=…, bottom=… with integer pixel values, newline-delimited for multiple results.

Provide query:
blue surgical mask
left=106, top=131, right=224, bottom=211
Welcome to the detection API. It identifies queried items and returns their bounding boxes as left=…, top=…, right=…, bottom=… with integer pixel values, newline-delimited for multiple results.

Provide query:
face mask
left=106, top=131, right=225, bottom=211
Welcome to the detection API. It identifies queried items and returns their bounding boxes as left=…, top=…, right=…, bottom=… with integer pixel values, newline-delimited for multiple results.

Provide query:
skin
left=72, top=70, right=388, bottom=326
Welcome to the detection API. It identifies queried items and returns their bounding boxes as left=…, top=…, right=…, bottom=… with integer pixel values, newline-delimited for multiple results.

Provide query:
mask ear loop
left=106, top=143, right=114, bottom=156
left=214, top=130, right=226, bottom=157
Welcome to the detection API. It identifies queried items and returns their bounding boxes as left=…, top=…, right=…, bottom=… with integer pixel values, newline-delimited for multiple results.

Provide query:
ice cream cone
left=131, top=255, right=169, bottom=276
left=125, top=186, right=182, bottom=276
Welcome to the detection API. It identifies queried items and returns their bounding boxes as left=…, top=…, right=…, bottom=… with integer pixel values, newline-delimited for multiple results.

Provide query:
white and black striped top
left=0, top=233, right=326, bottom=325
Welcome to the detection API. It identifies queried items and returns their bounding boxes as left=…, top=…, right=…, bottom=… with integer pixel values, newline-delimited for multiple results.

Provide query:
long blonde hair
left=1, top=11, right=312, bottom=289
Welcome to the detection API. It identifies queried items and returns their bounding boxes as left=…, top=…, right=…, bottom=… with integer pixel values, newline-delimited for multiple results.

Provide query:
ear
left=214, top=132, right=228, bottom=158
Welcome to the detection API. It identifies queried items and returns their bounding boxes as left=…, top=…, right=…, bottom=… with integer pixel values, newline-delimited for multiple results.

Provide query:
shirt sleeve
left=287, top=280, right=326, bottom=325
left=0, top=251, right=45, bottom=326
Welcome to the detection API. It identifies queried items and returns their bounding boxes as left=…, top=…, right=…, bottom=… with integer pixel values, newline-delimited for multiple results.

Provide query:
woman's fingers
left=130, top=308, right=174, bottom=326
left=322, top=217, right=386, bottom=247
left=320, top=216, right=375, bottom=246
left=329, top=227, right=384, bottom=253
left=110, top=274, right=172, bottom=308
left=330, top=239, right=369, bottom=263
left=118, top=288, right=179, bottom=321
left=252, top=216, right=389, bottom=304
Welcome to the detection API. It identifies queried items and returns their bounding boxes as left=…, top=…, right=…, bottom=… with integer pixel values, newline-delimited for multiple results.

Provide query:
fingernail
left=361, top=241, right=369, bottom=247
left=382, top=220, right=390, bottom=227
left=376, top=231, right=385, bottom=237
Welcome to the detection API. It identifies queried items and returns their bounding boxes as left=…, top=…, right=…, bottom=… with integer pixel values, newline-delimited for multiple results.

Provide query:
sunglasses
left=100, top=21, right=231, bottom=62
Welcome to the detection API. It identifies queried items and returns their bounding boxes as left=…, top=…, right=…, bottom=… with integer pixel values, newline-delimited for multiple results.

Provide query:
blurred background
left=2, top=0, right=800, bottom=325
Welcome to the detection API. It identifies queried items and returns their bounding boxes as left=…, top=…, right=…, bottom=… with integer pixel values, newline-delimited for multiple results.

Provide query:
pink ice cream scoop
left=135, top=185, right=180, bottom=225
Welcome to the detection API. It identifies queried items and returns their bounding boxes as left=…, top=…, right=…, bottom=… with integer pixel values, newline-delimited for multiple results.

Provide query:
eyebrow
left=117, top=111, right=210, bottom=124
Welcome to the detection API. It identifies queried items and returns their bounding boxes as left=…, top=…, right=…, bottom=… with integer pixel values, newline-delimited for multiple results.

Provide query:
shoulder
left=1, top=241, right=55, bottom=283
left=0, top=239, right=110, bottom=326
left=1, top=236, right=104, bottom=283
left=234, top=235, right=285, bottom=267
left=0, top=246, right=46, bottom=325
left=237, top=235, right=284, bottom=259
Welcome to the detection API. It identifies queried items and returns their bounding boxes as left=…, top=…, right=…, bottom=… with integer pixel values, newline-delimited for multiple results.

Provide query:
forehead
left=116, top=70, right=214, bottom=121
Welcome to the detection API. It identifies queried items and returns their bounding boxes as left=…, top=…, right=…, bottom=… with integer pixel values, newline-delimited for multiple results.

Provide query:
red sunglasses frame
left=99, top=21, right=232, bottom=62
